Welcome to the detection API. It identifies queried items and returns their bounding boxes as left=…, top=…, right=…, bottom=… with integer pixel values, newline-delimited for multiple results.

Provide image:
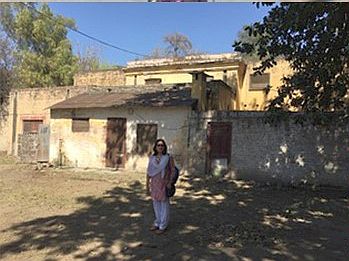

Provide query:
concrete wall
left=74, top=69, right=125, bottom=86
left=50, top=106, right=191, bottom=171
left=189, top=111, right=349, bottom=188
left=0, top=114, right=11, bottom=154
left=208, top=81, right=235, bottom=111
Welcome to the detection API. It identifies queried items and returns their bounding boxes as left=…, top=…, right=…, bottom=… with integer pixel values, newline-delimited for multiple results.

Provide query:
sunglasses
left=156, top=144, right=165, bottom=147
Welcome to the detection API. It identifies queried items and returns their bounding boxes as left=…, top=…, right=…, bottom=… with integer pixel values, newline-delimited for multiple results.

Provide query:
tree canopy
left=0, top=35, right=14, bottom=120
left=233, top=3, right=349, bottom=122
left=0, top=3, right=77, bottom=87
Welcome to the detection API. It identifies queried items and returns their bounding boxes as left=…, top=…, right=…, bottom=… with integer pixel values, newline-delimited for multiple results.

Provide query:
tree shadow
left=1, top=172, right=348, bottom=260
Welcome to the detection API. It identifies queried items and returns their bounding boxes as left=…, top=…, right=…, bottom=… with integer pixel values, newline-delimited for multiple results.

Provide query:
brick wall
left=188, top=111, right=349, bottom=188
left=74, top=69, right=125, bottom=86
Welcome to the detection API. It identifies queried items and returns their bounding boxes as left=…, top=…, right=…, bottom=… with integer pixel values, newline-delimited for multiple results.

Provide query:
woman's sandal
left=149, top=225, right=159, bottom=231
left=155, top=229, right=166, bottom=235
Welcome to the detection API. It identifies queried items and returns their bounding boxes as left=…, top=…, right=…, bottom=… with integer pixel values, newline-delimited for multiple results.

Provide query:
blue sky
left=48, top=3, right=271, bottom=66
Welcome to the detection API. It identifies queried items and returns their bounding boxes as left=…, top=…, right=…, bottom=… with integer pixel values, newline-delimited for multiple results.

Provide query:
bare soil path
left=0, top=163, right=348, bottom=260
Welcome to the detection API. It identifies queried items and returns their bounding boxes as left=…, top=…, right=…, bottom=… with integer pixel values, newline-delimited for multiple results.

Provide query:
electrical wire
left=20, top=2, right=150, bottom=58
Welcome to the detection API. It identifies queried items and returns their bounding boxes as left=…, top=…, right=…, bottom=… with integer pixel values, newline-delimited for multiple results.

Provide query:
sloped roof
left=50, top=87, right=195, bottom=110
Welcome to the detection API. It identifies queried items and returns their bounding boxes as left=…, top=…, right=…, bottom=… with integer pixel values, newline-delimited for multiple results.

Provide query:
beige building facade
left=0, top=53, right=292, bottom=166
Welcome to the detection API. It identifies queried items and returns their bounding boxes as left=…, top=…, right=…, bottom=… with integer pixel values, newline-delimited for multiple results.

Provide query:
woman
left=146, top=138, right=174, bottom=235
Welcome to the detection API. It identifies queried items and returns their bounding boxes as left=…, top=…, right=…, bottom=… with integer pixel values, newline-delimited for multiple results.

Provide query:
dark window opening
left=136, top=124, right=157, bottom=155
left=72, top=118, right=90, bottom=132
left=250, top=73, right=270, bottom=90
left=23, top=120, right=43, bottom=133
left=145, top=78, right=162, bottom=85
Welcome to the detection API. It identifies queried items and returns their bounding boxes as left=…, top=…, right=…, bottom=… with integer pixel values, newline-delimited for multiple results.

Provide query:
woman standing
left=146, top=139, right=174, bottom=234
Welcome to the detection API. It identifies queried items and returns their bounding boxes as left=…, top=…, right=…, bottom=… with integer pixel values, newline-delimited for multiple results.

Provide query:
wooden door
left=106, top=118, right=126, bottom=168
left=207, top=122, right=232, bottom=173
left=37, top=124, right=50, bottom=162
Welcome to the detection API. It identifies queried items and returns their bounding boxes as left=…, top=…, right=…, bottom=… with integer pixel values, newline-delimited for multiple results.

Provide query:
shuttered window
left=72, top=118, right=89, bottom=132
left=250, top=73, right=270, bottom=90
left=23, top=120, right=43, bottom=133
left=137, top=124, right=157, bottom=155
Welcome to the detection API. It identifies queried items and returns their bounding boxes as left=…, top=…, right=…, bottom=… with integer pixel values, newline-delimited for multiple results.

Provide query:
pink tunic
left=150, top=173, right=167, bottom=201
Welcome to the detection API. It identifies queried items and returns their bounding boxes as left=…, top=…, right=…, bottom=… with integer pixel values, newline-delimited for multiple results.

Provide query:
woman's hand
left=146, top=185, right=151, bottom=196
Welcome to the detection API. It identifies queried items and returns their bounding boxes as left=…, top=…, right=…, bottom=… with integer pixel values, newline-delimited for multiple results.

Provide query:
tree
left=233, top=3, right=349, bottom=122
left=164, top=32, right=193, bottom=58
left=76, top=45, right=102, bottom=72
left=76, top=44, right=120, bottom=72
left=235, top=24, right=263, bottom=62
left=0, top=3, right=77, bottom=87
left=148, top=32, right=204, bottom=59
left=0, top=35, right=15, bottom=121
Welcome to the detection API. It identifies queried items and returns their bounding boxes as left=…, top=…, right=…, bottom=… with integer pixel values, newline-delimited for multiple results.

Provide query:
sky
left=48, top=3, right=271, bottom=66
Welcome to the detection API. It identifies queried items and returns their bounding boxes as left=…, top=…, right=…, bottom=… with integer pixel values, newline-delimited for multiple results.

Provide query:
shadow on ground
left=1, top=170, right=348, bottom=261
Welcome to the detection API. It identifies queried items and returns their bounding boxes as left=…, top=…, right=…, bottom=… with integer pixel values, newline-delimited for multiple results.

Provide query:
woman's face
left=155, top=141, right=165, bottom=154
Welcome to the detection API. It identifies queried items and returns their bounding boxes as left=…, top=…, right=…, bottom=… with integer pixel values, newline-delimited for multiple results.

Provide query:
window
left=72, top=118, right=89, bottom=132
left=23, top=120, right=43, bottom=133
left=145, top=78, right=162, bottom=85
left=249, top=73, right=270, bottom=90
left=223, top=70, right=227, bottom=82
left=136, top=124, right=157, bottom=155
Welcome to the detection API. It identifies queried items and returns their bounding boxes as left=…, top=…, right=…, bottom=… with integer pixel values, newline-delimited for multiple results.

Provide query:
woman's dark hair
left=153, top=138, right=168, bottom=155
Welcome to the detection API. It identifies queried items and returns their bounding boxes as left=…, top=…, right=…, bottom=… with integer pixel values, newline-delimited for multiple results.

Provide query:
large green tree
left=234, top=3, right=349, bottom=122
left=0, top=35, right=14, bottom=121
left=0, top=3, right=77, bottom=87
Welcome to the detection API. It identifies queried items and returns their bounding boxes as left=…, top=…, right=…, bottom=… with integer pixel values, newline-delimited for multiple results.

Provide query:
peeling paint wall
left=0, top=85, right=133, bottom=156
left=50, top=106, right=191, bottom=171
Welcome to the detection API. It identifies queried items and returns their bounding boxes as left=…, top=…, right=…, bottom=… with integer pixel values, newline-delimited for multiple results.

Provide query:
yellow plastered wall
left=239, top=60, right=293, bottom=110
left=3, top=86, right=91, bottom=155
left=50, top=106, right=191, bottom=171
left=125, top=66, right=239, bottom=89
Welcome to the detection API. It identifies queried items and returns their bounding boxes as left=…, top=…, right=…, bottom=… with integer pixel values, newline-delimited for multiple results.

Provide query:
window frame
left=136, top=123, right=158, bottom=155
left=22, top=119, right=43, bottom=134
left=249, top=73, right=270, bottom=91
left=72, top=118, right=90, bottom=133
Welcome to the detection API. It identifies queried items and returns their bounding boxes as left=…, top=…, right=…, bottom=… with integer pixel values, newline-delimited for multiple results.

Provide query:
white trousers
left=152, top=198, right=170, bottom=230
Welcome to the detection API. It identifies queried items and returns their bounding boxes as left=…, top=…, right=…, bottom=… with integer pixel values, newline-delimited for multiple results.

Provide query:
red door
left=106, top=118, right=126, bottom=168
left=207, top=122, right=232, bottom=173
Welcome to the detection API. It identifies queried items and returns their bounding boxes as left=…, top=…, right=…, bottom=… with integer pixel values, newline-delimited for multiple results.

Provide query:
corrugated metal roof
left=50, top=87, right=195, bottom=109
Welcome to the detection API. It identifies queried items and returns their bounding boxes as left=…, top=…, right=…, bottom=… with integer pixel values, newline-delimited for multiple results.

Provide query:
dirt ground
left=0, top=162, right=348, bottom=261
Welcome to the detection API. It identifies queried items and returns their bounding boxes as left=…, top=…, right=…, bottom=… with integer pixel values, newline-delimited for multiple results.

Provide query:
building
left=0, top=53, right=291, bottom=166
left=49, top=72, right=233, bottom=170
left=75, top=53, right=292, bottom=111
